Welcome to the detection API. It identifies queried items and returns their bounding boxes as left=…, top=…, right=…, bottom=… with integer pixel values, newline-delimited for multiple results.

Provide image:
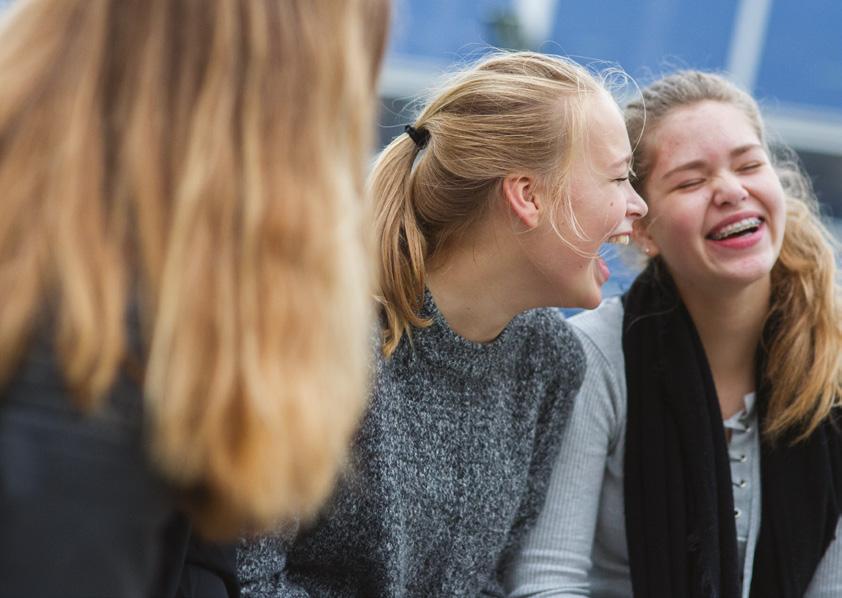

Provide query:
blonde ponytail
left=371, top=134, right=432, bottom=356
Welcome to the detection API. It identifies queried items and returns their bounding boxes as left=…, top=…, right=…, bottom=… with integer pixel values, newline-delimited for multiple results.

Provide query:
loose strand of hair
left=765, top=194, right=842, bottom=443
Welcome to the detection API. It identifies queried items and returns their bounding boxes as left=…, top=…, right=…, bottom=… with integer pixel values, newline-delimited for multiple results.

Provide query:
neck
left=676, top=275, right=771, bottom=419
left=425, top=221, right=540, bottom=344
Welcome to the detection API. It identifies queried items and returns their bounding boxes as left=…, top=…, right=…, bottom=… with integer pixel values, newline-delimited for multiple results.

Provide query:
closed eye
left=613, top=168, right=633, bottom=184
left=674, top=178, right=704, bottom=191
left=737, top=161, right=763, bottom=173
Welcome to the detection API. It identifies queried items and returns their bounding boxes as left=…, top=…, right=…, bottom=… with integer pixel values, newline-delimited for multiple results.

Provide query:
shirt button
left=734, top=508, right=742, bottom=519
left=739, top=454, right=747, bottom=463
left=736, top=479, right=748, bottom=488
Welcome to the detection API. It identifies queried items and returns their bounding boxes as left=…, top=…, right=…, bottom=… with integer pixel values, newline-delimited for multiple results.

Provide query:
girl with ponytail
left=0, top=0, right=388, bottom=595
left=239, top=51, right=647, bottom=597
left=509, top=71, right=842, bottom=597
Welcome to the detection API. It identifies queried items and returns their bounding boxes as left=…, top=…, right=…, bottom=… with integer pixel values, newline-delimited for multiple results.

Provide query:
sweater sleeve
left=485, top=365, right=580, bottom=596
left=504, top=318, right=625, bottom=597
left=479, top=317, right=585, bottom=596
left=237, top=533, right=310, bottom=598
left=805, top=518, right=842, bottom=597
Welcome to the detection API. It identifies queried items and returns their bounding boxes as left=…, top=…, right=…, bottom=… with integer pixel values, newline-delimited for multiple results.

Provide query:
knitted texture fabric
left=239, top=292, right=585, bottom=597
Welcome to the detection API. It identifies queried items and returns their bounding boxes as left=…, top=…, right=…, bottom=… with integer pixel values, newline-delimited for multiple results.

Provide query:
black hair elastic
left=404, top=124, right=430, bottom=149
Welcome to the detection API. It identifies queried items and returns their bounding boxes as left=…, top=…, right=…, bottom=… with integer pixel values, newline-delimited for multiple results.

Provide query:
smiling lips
left=595, top=233, right=631, bottom=284
left=597, top=256, right=610, bottom=282
left=707, top=216, right=763, bottom=241
left=706, top=215, right=765, bottom=250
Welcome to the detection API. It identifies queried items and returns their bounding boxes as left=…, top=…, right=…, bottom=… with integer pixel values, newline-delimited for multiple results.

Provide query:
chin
left=721, top=256, right=777, bottom=286
left=581, top=294, right=602, bottom=310
left=548, top=273, right=604, bottom=310
left=567, top=287, right=602, bottom=310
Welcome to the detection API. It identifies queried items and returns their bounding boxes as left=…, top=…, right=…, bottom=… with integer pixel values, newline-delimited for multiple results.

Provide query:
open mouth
left=606, top=233, right=630, bottom=245
left=706, top=217, right=763, bottom=241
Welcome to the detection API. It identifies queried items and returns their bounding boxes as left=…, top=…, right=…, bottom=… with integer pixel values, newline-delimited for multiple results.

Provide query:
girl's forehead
left=580, top=93, right=631, bottom=164
left=649, top=102, right=760, bottom=166
left=655, top=102, right=755, bottom=144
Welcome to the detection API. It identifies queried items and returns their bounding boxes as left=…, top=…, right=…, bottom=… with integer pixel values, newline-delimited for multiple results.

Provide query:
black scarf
left=622, top=261, right=842, bottom=598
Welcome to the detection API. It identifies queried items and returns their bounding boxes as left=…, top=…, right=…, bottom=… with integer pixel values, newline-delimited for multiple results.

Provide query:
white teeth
left=710, top=217, right=762, bottom=240
left=608, top=234, right=630, bottom=245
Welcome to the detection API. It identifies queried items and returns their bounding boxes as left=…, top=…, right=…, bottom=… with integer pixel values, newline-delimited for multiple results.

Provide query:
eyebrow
left=610, top=154, right=633, bottom=169
left=662, top=143, right=763, bottom=179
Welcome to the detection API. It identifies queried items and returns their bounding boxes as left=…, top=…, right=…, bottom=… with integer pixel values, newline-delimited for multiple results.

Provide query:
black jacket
left=0, top=332, right=238, bottom=597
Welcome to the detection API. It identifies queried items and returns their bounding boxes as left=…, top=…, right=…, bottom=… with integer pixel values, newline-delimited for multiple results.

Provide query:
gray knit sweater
left=238, top=291, right=585, bottom=597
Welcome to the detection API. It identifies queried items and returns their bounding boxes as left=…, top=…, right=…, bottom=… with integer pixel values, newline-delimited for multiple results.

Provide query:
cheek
left=750, top=178, right=787, bottom=238
left=770, top=194, right=788, bottom=251
left=768, top=183, right=787, bottom=221
left=606, top=197, right=625, bottom=225
left=587, top=196, right=626, bottom=239
left=751, top=171, right=785, bottom=210
left=648, top=205, right=700, bottom=252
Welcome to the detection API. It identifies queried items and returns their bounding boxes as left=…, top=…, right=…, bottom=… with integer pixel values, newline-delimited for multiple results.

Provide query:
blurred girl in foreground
left=0, top=0, right=388, bottom=596
left=239, top=51, right=647, bottom=597
left=508, top=71, right=842, bottom=597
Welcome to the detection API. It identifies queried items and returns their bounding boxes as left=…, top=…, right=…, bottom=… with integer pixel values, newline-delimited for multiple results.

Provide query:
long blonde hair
left=625, top=70, right=842, bottom=442
left=371, top=52, right=608, bottom=356
left=0, top=0, right=389, bottom=537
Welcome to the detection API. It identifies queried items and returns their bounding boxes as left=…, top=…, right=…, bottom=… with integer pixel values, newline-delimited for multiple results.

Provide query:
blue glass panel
left=755, top=0, right=842, bottom=111
left=387, top=0, right=739, bottom=79
left=547, top=0, right=738, bottom=78
left=387, top=0, right=510, bottom=63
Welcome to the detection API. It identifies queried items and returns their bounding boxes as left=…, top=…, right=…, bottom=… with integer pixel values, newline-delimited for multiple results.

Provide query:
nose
left=626, top=188, right=648, bottom=220
left=712, top=172, right=748, bottom=206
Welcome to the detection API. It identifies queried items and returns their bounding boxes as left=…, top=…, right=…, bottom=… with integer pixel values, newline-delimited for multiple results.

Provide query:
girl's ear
left=501, top=174, right=541, bottom=229
left=632, top=219, right=660, bottom=257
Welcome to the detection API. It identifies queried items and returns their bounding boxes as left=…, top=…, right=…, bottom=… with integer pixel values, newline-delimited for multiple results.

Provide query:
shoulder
left=237, top=533, right=289, bottom=585
left=569, top=297, right=625, bottom=373
left=520, top=307, right=582, bottom=356
left=568, top=298, right=628, bottom=430
left=517, top=307, right=586, bottom=392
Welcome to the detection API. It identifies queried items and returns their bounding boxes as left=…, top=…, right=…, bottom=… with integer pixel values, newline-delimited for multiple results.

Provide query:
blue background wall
left=380, top=0, right=842, bottom=222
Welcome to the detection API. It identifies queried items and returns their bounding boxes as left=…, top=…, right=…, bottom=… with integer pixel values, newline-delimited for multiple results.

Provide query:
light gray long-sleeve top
left=505, top=297, right=842, bottom=597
